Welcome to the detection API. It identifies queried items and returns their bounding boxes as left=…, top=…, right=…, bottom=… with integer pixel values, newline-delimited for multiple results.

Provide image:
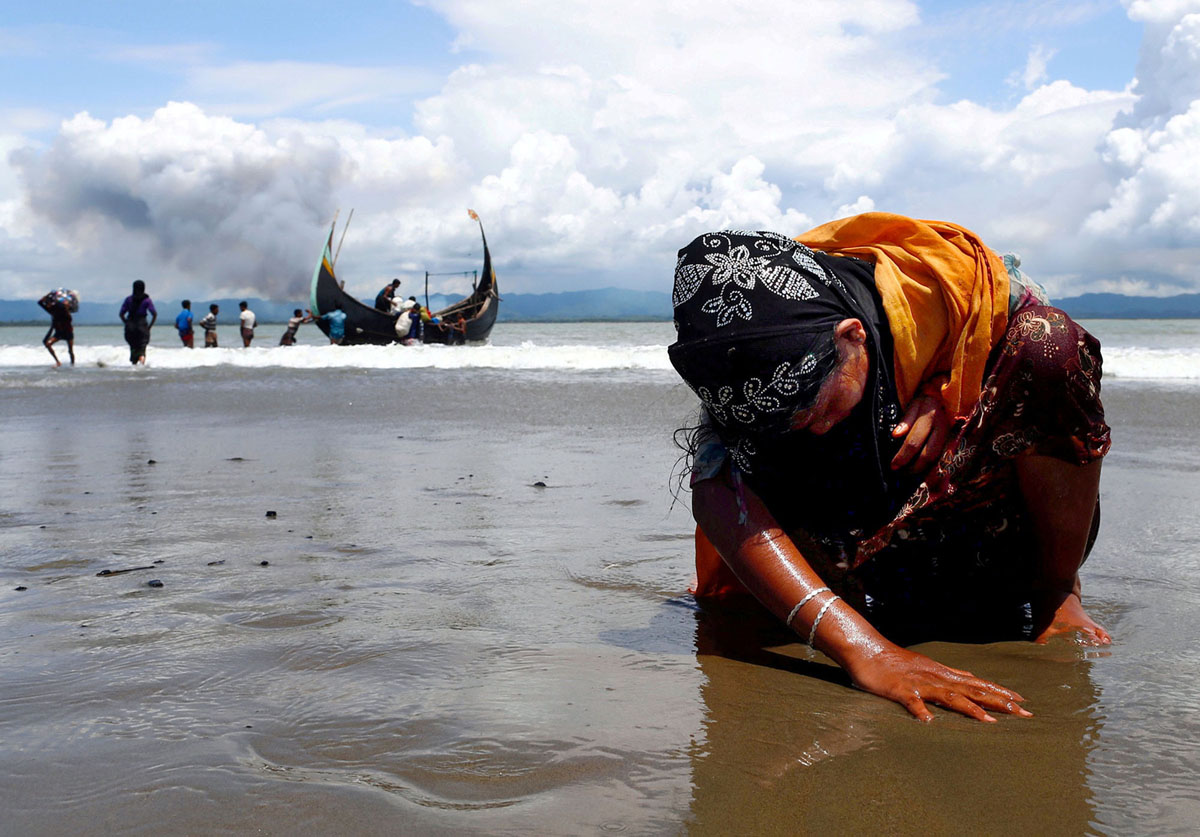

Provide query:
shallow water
left=1, top=323, right=1199, bottom=834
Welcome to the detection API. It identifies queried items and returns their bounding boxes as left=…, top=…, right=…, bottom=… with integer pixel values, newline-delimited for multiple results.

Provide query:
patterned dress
left=692, top=303, right=1110, bottom=643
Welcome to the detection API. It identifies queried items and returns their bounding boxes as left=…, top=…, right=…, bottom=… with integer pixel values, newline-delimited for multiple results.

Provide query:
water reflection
left=686, top=603, right=1103, bottom=835
left=119, top=430, right=153, bottom=509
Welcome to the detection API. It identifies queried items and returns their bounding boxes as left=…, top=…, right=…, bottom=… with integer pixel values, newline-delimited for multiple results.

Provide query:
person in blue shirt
left=175, top=300, right=194, bottom=348
left=320, top=305, right=348, bottom=345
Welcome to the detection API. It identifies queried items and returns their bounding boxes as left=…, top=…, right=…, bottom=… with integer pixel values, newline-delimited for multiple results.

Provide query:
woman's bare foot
left=1034, top=591, right=1111, bottom=646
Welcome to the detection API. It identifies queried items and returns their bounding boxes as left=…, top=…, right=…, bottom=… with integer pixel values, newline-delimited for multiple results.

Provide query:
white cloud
left=1088, top=274, right=1197, bottom=295
left=1124, top=0, right=1200, bottom=24
left=1011, top=44, right=1058, bottom=90
left=105, top=42, right=217, bottom=66
left=187, top=61, right=440, bottom=118
left=836, top=195, right=877, bottom=217
left=1085, top=101, right=1200, bottom=238
left=1080, top=7, right=1200, bottom=287
left=869, top=80, right=1134, bottom=251
left=5, top=0, right=1200, bottom=301
left=11, top=102, right=471, bottom=299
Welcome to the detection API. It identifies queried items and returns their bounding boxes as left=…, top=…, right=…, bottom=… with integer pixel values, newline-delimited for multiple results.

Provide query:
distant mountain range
left=3, top=289, right=1199, bottom=324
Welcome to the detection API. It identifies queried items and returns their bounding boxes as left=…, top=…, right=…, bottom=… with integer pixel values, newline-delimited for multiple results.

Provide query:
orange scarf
left=797, top=213, right=1010, bottom=419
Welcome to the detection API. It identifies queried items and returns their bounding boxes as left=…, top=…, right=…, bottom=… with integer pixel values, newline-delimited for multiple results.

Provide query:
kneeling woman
left=670, top=214, right=1110, bottom=723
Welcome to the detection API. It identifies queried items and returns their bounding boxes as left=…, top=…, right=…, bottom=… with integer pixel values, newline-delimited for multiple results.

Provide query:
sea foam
left=1101, top=347, right=1200, bottom=380
left=0, top=341, right=1197, bottom=379
left=0, top=341, right=676, bottom=372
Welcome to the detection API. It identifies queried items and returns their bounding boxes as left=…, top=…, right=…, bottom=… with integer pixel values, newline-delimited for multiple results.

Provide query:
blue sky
left=2, top=1, right=1198, bottom=302
left=1, top=1, right=467, bottom=127
left=2, top=1, right=1143, bottom=122
left=916, top=0, right=1142, bottom=101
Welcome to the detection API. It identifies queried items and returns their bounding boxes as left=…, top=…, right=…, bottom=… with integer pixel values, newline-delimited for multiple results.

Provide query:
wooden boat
left=309, top=210, right=499, bottom=345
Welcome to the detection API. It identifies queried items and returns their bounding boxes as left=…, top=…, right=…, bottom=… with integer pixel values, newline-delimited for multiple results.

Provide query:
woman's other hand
left=846, top=642, right=1033, bottom=723
left=891, top=393, right=950, bottom=473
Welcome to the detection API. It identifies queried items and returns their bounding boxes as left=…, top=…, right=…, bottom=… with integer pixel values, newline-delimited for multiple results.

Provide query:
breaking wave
left=0, top=341, right=676, bottom=373
left=0, top=329, right=1197, bottom=380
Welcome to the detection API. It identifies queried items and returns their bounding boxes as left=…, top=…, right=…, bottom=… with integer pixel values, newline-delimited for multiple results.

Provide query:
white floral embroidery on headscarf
left=673, top=232, right=825, bottom=327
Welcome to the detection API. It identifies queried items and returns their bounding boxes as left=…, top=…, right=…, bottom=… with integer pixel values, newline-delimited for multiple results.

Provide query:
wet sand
left=1, top=367, right=1198, bottom=834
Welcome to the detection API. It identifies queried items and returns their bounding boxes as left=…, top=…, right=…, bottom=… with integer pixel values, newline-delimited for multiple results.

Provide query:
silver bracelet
left=785, top=587, right=831, bottom=630
left=807, top=595, right=842, bottom=648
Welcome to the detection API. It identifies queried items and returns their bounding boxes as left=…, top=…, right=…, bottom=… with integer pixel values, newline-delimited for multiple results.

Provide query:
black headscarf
left=669, top=230, right=915, bottom=540
left=129, top=280, right=148, bottom=315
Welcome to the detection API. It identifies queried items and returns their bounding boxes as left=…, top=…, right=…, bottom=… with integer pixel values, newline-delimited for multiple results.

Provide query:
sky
left=2, top=0, right=1198, bottom=303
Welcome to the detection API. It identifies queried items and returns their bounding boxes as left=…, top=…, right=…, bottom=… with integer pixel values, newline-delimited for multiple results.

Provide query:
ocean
left=2, top=318, right=1198, bottom=834
left=1, top=319, right=1199, bottom=379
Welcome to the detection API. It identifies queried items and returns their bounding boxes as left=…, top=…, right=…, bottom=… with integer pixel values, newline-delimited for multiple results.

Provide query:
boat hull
left=309, top=218, right=499, bottom=346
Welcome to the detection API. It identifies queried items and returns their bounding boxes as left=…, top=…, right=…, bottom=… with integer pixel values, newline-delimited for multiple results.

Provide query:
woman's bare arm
left=692, top=468, right=1033, bottom=722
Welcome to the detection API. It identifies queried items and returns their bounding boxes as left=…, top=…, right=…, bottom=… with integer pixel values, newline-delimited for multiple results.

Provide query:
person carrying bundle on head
left=38, top=288, right=78, bottom=367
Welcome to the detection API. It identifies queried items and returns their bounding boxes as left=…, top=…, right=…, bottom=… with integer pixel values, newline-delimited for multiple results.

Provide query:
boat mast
left=333, top=208, right=354, bottom=267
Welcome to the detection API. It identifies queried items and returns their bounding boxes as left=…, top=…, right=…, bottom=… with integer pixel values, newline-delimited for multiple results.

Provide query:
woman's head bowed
left=668, top=230, right=869, bottom=441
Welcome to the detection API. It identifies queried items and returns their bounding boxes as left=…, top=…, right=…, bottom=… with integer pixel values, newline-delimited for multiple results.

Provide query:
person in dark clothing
left=375, top=278, right=401, bottom=312
left=404, top=303, right=428, bottom=344
left=119, top=280, right=157, bottom=365
left=38, top=290, right=76, bottom=367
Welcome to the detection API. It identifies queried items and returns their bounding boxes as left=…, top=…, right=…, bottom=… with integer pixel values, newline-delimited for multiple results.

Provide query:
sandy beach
left=1, top=322, right=1198, bottom=834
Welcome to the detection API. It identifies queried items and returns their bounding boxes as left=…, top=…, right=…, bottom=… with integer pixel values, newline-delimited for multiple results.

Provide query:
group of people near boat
left=171, top=299, right=263, bottom=351
left=36, top=275, right=463, bottom=364
left=371, top=278, right=459, bottom=343
left=36, top=281, right=327, bottom=365
left=115, top=285, right=268, bottom=364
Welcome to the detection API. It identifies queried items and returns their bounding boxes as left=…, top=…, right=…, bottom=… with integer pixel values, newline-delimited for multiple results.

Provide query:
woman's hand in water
left=844, top=642, right=1033, bottom=723
left=890, top=392, right=950, bottom=473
